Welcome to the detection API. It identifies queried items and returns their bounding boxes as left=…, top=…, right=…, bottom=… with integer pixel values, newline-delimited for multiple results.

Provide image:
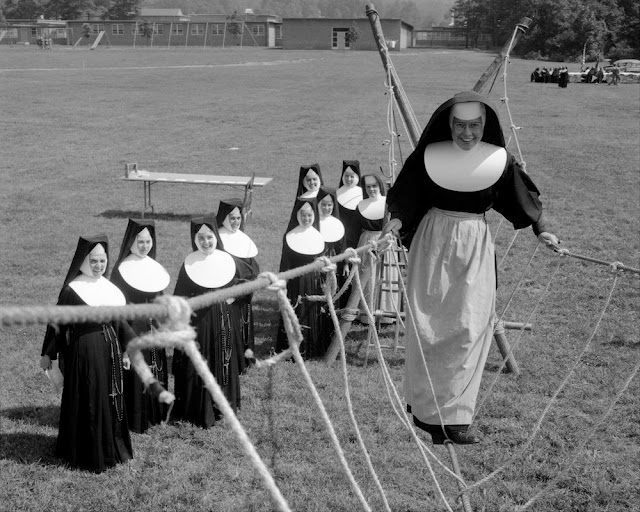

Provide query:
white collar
left=219, top=227, right=258, bottom=258
left=117, top=254, right=170, bottom=293
left=424, top=141, right=506, bottom=192
left=285, top=225, right=325, bottom=255
left=319, top=216, right=345, bottom=242
left=299, top=189, right=319, bottom=199
left=336, top=186, right=363, bottom=210
left=184, top=250, right=236, bottom=289
left=357, top=196, right=386, bottom=220
left=69, top=275, right=126, bottom=306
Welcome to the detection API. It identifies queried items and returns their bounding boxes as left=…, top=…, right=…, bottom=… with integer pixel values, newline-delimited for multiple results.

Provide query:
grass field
left=0, top=44, right=639, bottom=512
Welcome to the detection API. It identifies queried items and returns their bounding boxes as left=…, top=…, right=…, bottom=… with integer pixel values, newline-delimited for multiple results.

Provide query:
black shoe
left=445, top=429, right=481, bottom=445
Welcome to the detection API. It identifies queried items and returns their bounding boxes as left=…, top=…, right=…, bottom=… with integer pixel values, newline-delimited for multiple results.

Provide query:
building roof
left=140, top=8, right=185, bottom=17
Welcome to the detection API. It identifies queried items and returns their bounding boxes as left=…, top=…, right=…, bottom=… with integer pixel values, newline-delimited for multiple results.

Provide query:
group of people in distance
left=39, top=89, right=560, bottom=475
left=530, top=66, right=570, bottom=87
left=40, top=199, right=259, bottom=472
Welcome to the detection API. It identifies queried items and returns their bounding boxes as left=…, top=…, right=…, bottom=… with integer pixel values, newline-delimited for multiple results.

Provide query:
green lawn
left=0, top=44, right=638, bottom=511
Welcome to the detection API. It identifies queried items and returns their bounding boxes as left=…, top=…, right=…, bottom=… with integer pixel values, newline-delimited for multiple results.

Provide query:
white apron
left=404, top=207, right=495, bottom=425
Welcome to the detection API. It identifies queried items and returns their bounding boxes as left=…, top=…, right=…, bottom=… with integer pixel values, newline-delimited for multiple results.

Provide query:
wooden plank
left=121, top=172, right=272, bottom=187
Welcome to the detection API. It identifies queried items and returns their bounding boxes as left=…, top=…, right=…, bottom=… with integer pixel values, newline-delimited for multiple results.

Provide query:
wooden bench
left=120, top=163, right=273, bottom=220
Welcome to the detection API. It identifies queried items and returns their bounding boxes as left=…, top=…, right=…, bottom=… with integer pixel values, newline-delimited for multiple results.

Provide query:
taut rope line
left=260, top=270, right=373, bottom=512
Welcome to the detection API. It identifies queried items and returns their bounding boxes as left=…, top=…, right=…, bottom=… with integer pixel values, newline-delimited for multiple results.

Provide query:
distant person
left=295, top=164, right=323, bottom=200
left=40, top=235, right=134, bottom=472
left=558, top=66, right=569, bottom=88
left=610, top=64, right=621, bottom=85
left=596, top=67, right=605, bottom=84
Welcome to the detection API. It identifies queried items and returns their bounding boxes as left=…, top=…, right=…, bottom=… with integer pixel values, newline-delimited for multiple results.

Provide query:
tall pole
left=473, top=17, right=532, bottom=92
left=365, top=3, right=422, bottom=147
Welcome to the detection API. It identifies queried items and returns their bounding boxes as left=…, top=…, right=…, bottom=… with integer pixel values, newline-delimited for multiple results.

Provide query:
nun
left=172, top=216, right=243, bottom=428
left=382, top=91, right=559, bottom=444
left=317, top=186, right=346, bottom=258
left=295, top=163, right=323, bottom=200
left=354, top=173, right=392, bottom=324
left=40, top=235, right=134, bottom=473
left=336, top=160, right=364, bottom=250
left=275, top=199, right=330, bottom=358
left=216, top=198, right=259, bottom=367
left=110, top=219, right=171, bottom=433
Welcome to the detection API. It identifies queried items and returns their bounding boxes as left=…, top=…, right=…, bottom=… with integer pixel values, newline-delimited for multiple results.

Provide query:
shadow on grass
left=0, top=432, right=59, bottom=466
left=0, top=404, right=59, bottom=428
left=99, top=209, right=199, bottom=222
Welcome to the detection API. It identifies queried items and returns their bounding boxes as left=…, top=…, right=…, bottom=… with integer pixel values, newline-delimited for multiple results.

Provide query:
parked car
left=604, top=59, right=640, bottom=74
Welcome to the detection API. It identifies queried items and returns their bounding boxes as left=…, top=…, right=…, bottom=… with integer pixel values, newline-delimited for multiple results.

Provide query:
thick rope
left=260, top=271, right=373, bottom=512
left=135, top=295, right=292, bottom=512
left=322, top=266, right=392, bottom=512
left=353, top=267, right=459, bottom=511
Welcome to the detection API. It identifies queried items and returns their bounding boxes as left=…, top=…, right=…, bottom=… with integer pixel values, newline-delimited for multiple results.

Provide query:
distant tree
left=345, top=21, right=360, bottom=46
left=226, top=10, right=242, bottom=38
left=2, top=0, right=46, bottom=19
left=45, top=0, right=95, bottom=20
left=104, top=0, right=140, bottom=20
left=137, top=19, right=154, bottom=43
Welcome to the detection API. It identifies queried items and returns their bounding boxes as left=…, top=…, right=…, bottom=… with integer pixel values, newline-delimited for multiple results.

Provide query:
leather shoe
left=445, top=429, right=481, bottom=445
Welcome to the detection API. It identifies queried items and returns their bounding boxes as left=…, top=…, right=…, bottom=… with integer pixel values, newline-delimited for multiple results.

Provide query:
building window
left=251, top=25, right=264, bottom=36
left=112, top=24, right=124, bottom=35
left=31, top=28, right=37, bottom=36
left=154, top=24, right=164, bottom=35
left=275, top=25, right=282, bottom=38
left=172, top=24, right=183, bottom=35
left=211, top=24, right=223, bottom=35
left=92, top=24, right=104, bottom=35
left=191, top=24, right=204, bottom=36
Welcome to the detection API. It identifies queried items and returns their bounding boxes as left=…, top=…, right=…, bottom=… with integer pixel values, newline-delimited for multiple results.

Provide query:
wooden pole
left=493, top=319, right=520, bottom=375
left=365, top=4, right=422, bottom=146
left=473, top=17, right=532, bottom=92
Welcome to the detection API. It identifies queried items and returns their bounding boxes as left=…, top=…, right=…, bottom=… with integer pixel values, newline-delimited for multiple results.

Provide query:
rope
left=515, top=358, right=640, bottom=511
left=0, top=241, right=382, bottom=328
left=473, top=255, right=566, bottom=420
left=135, top=295, right=292, bottom=512
left=463, top=272, right=621, bottom=494
left=553, top=247, right=640, bottom=274
left=260, top=271, right=373, bottom=512
left=322, top=266, right=392, bottom=512
left=352, top=267, right=459, bottom=511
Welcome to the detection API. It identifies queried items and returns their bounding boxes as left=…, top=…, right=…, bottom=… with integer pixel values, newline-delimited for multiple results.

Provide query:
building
left=282, top=17, right=413, bottom=51
left=413, top=26, right=492, bottom=49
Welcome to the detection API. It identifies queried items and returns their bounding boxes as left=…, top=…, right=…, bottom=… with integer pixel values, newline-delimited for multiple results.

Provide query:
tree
left=226, top=10, right=242, bottom=38
left=104, top=0, right=141, bottom=20
left=44, top=0, right=95, bottom=20
left=345, top=21, right=360, bottom=47
left=2, top=0, right=46, bottom=19
left=82, top=22, right=91, bottom=37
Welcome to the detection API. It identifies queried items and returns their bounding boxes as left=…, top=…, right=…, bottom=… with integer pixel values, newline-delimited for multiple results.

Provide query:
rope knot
left=259, top=271, right=287, bottom=291
left=555, top=247, right=569, bottom=256
left=315, top=256, right=337, bottom=274
left=345, top=248, right=361, bottom=265
left=610, top=261, right=625, bottom=272
left=155, top=295, right=192, bottom=331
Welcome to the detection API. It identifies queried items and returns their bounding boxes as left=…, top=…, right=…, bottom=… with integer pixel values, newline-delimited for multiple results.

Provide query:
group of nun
left=38, top=161, right=393, bottom=473
left=39, top=199, right=259, bottom=473
left=275, top=161, right=392, bottom=358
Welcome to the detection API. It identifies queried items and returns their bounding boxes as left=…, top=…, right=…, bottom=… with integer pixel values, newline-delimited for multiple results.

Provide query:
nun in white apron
left=295, top=163, right=324, bottom=200
left=172, top=216, right=243, bottom=428
left=216, top=198, right=259, bottom=368
left=40, top=235, right=134, bottom=472
left=275, top=198, right=331, bottom=358
left=110, top=219, right=171, bottom=433
left=383, top=91, right=559, bottom=444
